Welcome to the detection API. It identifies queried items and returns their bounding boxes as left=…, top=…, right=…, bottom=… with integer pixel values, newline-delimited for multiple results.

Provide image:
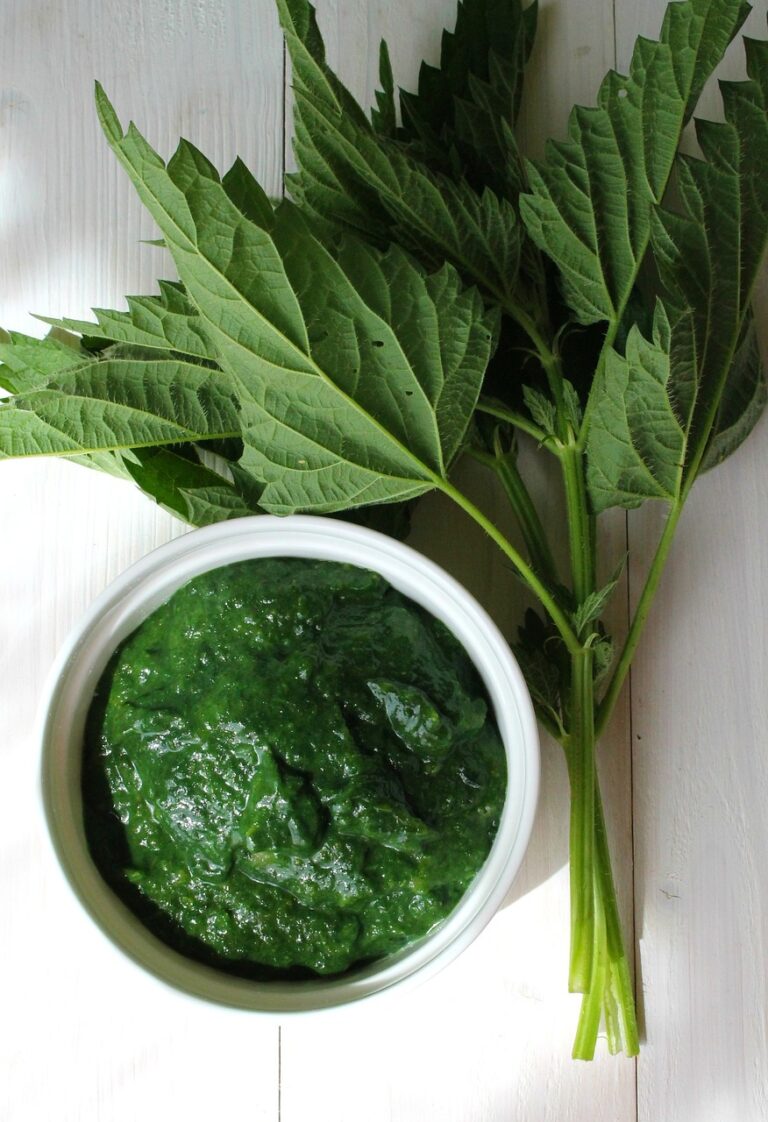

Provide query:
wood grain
left=615, top=3, right=768, bottom=1118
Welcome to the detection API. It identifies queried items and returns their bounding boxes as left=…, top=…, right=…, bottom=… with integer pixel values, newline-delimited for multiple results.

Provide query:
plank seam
left=278, top=1024, right=283, bottom=1122
left=626, top=506, right=639, bottom=1117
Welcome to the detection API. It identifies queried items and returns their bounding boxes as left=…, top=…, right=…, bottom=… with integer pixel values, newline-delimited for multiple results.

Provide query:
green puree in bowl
left=82, top=558, right=506, bottom=978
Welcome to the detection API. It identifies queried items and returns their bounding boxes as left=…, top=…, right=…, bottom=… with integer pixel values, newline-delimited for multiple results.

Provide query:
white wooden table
left=2, top=2, right=767, bottom=1118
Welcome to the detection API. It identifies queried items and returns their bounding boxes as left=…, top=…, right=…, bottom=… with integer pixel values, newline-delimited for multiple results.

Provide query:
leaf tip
left=94, top=81, right=124, bottom=145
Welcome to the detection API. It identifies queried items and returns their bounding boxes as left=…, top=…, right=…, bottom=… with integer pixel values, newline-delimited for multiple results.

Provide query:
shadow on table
left=501, top=731, right=569, bottom=909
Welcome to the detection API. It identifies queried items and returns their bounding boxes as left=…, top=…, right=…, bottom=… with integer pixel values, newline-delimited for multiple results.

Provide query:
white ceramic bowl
left=40, top=515, right=539, bottom=1012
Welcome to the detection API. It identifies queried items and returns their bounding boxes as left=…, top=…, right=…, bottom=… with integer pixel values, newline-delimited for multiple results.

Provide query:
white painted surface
left=0, top=1, right=766, bottom=1119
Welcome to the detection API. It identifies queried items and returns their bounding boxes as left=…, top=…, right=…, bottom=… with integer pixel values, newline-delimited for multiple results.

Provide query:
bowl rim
left=39, top=514, right=540, bottom=1013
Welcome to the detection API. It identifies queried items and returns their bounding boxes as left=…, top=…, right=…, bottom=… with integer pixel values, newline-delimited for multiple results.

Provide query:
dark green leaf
left=520, top=0, right=749, bottom=326
left=337, top=500, right=413, bottom=541
left=36, top=280, right=213, bottom=360
left=0, top=356, right=240, bottom=459
left=398, top=0, right=537, bottom=198
left=0, top=331, right=91, bottom=394
left=96, top=88, right=495, bottom=515
left=522, top=384, right=556, bottom=435
left=179, top=461, right=265, bottom=525
left=277, top=0, right=522, bottom=310
left=180, top=484, right=261, bottom=524
left=371, top=40, right=397, bottom=137
left=587, top=56, right=768, bottom=511
left=562, top=379, right=583, bottom=431
left=513, top=607, right=568, bottom=733
left=123, top=446, right=237, bottom=520
left=221, top=156, right=276, bottom=225
left=572, top=563, right=624, bottom=637
left=701, top=318, right=767, bottom=471
left=586, top=306, right=682, bottom=511
left=592, top=635, right=614, bottom=686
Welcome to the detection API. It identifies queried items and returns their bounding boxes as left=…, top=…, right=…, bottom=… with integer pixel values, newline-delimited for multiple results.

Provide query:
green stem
left=560, top=439, right=595, bottom=603
left=595, top=500, right=683, bottom=738
left=570, top=760, right=640, bottom=1059
left=437, top=478, right=582, bottom=655
left=572, top=860, right=606, bottom=1059
left=567, top=648, right=596, bottom=993
left=468, top=439, right=560, bottom=589
left=497, top=298, right=567, bottom=430
left=475, top=397, right=549, bottom=445
left=494, top=445, right=560, bottom=589
left=594, top=779, right=640, bottom=1057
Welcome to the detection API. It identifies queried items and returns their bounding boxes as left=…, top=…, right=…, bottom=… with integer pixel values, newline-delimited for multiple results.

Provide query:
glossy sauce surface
left=83, top=558, right=506, bottom=977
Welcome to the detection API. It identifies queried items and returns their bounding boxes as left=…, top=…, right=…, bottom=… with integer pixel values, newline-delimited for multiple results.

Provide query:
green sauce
left=82, top=558, right=506, bottom=978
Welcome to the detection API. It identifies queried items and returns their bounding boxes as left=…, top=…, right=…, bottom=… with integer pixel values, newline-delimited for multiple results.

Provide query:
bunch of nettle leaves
left=2, top=0, right=767, bottom=1059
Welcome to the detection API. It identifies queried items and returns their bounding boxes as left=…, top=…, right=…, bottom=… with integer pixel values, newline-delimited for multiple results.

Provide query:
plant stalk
left=560, top=439, right=595, bottom=603
left=476, top=398, right=549, bottom=444
left=493, top=444, right=559, bottom=589
left=468, top=437, right=560, bottom=589
left=593, top=777, right=640, bottom=1056
left=567, top=647, right=597, bottom=994
left=570, top=764, right=640, bottom=1059
left=437, top=479, right=582, bottom=655
left=450, top=431, right=641, bottom=1057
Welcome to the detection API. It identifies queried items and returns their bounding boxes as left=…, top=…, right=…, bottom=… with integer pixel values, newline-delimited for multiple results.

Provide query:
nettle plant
left=2, top=0, right=767, bottom=1058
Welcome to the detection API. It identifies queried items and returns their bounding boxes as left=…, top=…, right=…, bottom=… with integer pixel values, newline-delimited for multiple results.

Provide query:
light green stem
left=437, top=478, right=582, bottom=655
left=495, top=451, right=560, bottom=589
left=594, top=779, right=640, bottom=1056
left=475, top=397, right=549, bottom=444
left=567, top=648, right=596, bottom=993
left=449, top=422, right=642, bottom=1058
left=570, top=761, right=640, bottom=1059
left=572, top=857, right=607, bottom=1059
left=468, top=440, right=560, bottom=589
left=560, top=440, right=595, bottom=602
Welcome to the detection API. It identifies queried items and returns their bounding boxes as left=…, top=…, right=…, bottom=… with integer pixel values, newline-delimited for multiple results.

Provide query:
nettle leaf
left=371, top=41, right=397, bottom=138
left=587, top=51, right=768, bottom=512
left=0, top=331, right=91, bottom=394
left=278, top=0, right=522, bottom=310
left=701, top=319, right=766, bottom=471
left=96, top=87, right=495, bottom=515
left=522, top=384, right=556, bottom=435
left=562, top=379, right=583, bottom=431
left=0, top=356, right=240, bottom=459
left=398, top=0, right=537, bottom=199
left=520, top=0, right=749, bottom=327
left=572, top=562, right=624, bottom=637
left=592, top=635, right=614, bottom=686
left=180, top=484, right=260, bottom=525
left=36, top=280, right=213, bottom=361
left=332, top=237, right=498, bottom=466
left=650, top=74, right=768, bottom=448
left=221, top=155, right=276, bottom=225
left=122, top=446, right=241, bottom=521
left=174, top=461, right=266, bottom=526
left=586, top=306, right=682, bottom=511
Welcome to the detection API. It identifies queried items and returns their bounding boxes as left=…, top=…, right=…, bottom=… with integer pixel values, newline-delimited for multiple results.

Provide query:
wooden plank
left=279, top=3, right=638, bottom=1119
left=0, top=2, right=284, bottom=1119
left=613, top=1, right=768, bottom=1117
